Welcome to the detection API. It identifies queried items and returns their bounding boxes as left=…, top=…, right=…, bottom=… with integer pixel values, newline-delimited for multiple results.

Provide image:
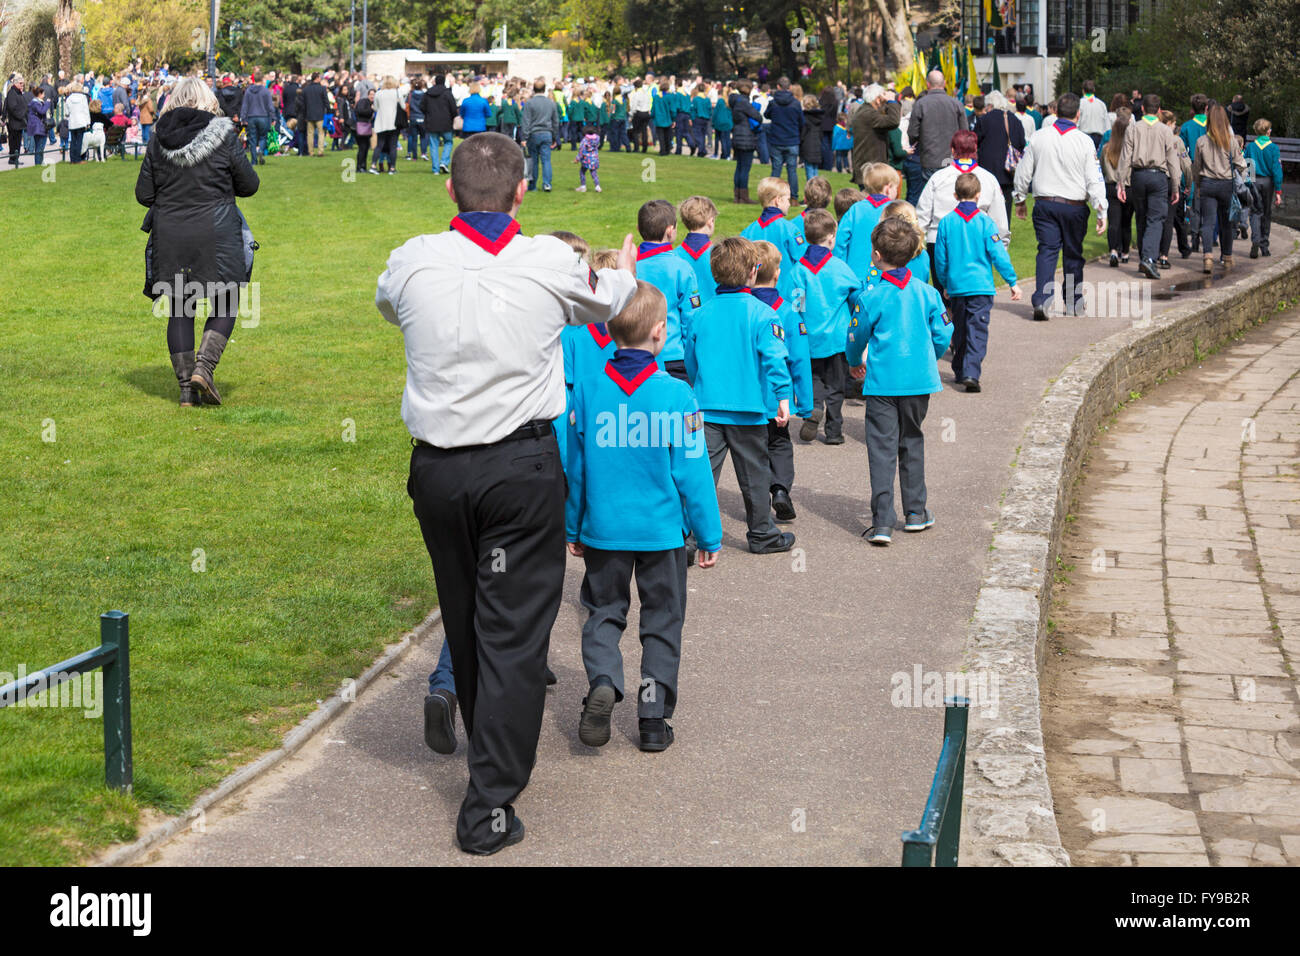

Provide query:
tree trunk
left=54, top=0, right=76, bottom=75
left=813, top=4, right=839, bottom=79
left=764, top=17, right=798, bottom=79
left=426, top=8, right=438, bottom=53
left=871, top=0, right=913, bottom=73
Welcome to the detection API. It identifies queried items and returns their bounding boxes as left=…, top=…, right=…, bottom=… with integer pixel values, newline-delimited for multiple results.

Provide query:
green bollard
left=100, top=611, right=133, bottom=792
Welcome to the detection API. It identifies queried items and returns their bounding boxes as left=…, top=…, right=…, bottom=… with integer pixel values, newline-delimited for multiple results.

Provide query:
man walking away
left=241, top=72, right=274, bottom=165
left=908, top=70, right=966, bottom=195
left=1116, top=93, right=1181, bottom=279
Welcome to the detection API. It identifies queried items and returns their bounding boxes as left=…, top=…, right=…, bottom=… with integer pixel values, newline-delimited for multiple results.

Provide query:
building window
left=1020, top=0, right=1040, bottom=51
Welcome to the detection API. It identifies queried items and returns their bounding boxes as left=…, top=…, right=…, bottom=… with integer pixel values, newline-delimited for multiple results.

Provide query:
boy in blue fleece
left=566, top=281, right=722, bottom=753
left=751, top=240, right=813, bottom=521
left=676, top=195, right=717, bottom=305
left=684, top=236, right=796, bottom=554
left=846, top=217, right=953, bottom=546
left=741, top=176, right=803, bottom=299
left=792, top=208, right=869, bottom=446
left=635, top=199, right=702, bottom=383
left=834, top=163, right=899, bottom=275
left=933, top=173, right=1021, bottom=392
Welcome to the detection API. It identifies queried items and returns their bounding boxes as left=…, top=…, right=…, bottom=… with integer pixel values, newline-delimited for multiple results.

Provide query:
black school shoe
left=751, top=531, right=796, bottom=554
left=423, top=689, right=458, bottom=754
left=961, top=378, right=981, bottom=392
left=578, top=678, right=617, bottom=747
left=639, top=718, right=674, bottom=752
left=459, top=815, right=525, bottom=856
left=1032, top=305, right=1049, bottom=322
left=1139, top=258, right=1161, bottom=280
left=821, top=434, right=845, bottom=445
left=545, top=665, right=558, bottom=686
left=772, top=487, right=796, bottom=521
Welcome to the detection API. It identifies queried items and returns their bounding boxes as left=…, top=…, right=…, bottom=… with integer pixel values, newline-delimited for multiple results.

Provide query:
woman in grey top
left=1192, top=103, right=1248, bottom=272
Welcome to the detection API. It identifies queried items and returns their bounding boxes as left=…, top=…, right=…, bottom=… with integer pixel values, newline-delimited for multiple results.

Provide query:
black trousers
left=1251, top=176, right=1274, bottom=251
left=1161, top=193, right=1190, bottom=257
left=407, top=431, right=565, bottom=852
left=7, top=124, right=23, bottom=165
left=767, top=421, right=794, bottom=493
left=579, top=547, right=687, bottom=719
left=1198, top=177, right=1235, bottom=256
left=632, top=112, right=651, bottom=151
left=810, top=353, right=848, bottom=439
left=864, top=394, right=930, bottom=531
left=705, top=421, right=781, bottom=550
left=1129, top=168, right=1169, bottom=264
left=656, top=125, right=672, bottom=155
left=1105, top=181, right=1133, bottom=254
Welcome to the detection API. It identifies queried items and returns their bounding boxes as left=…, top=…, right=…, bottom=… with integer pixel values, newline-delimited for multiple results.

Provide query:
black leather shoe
left=962, top=378, right=981, bottom=392
left=751, top=532, right=796, bottom=554
left=1250, top=243, right=1260, bottom=259
left=545, top=665, right=558, bottom=686
left=1139, top=258, right=1160, bottom=280
left=771, top=488, right=796, bottom=521
left=1158, top=256, right=1171, bottom=269
left=423, top=689, right=458, bottom=754
left=639, top=718, right=674, bottom=752
left=578, top=678, right=617, bottom=747
left=821, top=434, right=845, bottom=445
left=459, top=815, right=525, bottom=855
left=1108, top=251, right=1119, bottom=267
left=1032, top=305, right=1049, bottom=321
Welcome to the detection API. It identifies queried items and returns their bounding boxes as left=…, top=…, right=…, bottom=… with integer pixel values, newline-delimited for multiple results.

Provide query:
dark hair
left=1055, top=92, right=1080, bottom=120
left=1142, top=92, right=1161, bottom=115
left=449, top=132, right=525, bottom=213
left=871, top=217, right=921, bottom=269
left=1082, top=79, right=1095, bottom=94
left=972, top=95, right=984, bottom=112
left=1190, top=93, right=1208, bottom=114
left=803, top=208, right=837, bottom=246
left=637, top=200, right=677, bottom=242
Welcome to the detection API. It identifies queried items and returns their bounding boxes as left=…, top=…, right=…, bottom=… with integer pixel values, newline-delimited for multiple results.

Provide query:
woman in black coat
left=973, top=96, right=1026, bottom=224
left=136, top=77, right=259, bottom=407
left=729, top=81, right=762, bottom=204
left=801, top=98, right=824, bottom=179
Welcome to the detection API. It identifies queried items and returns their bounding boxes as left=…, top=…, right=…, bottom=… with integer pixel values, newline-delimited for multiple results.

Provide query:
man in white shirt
left=377, top=133, right=638, bottom=855
left=1078, top=79, right=1109, bottom=147
left=1013, top=92, right=1108, bottom=320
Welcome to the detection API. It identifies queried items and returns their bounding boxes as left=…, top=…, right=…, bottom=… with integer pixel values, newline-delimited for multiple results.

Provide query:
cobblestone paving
left=1045, top=309, right=1300, bottom=866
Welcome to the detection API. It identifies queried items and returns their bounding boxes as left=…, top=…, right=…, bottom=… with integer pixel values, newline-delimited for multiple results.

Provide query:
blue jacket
left=832, top=125, right=853, bottom=151
left=691, top=95, right=712, bottom=121
left=834, top=194, right=892, bottom=275
left=1179, top=115, right=1208, bottom=161
left=566, top=350, right=722, bottom=553
left=1246, top=137, right=1284, bottom=186
left=741, top=207, right=804, bottom=299
left=636, top=242, right=701, bottom=363
left=556, top=322, right=616, bottom=465
left=459, top=94, right=491, bottom=133
left=845, top=269, right=953, bottom=396
left=791, top=245, right=868, bottom=360
left=684, top=288, right=792, bottom=425
left=764, top=88, right=804, bottom=147
left=934, top=203, right=1017, bottom=298
left=752, top=287, right=813, bottom=418
left=676, top=234, right=715, bottom=305
left=651, top=88, right=673, bottom=127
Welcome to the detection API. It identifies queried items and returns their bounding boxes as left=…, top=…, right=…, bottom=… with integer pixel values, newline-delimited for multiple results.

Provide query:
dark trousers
left=656, top=125, right=672, bottom=155
left=1129, top=168, right=1170, bottom=264
left=663, top=359, right=690, bottom=384
left=356, top=135, right=370, bottom=171
left=165, top=296, right=236, bottom=353
left=579, top=547, right=687, bottom=719
left=766, top=421, right=794, bottom=493
left=998, top=182, right=1014, bottom=226
left=1031, top=199, right=1090, bottom=312
left=903, top=154, right=925, bottom=206
left=407, top=432, right=565, bottom=852
left=691, top=117, right=708, bottom=155
left=734, top=148, right=754, bottom=190
left=632, top=112, right=651, bottom=151
left=69, top=126, right=85, bottom=163
left=1198, top=177, right=1234, bottom=256
left=674, top=114, right=691, bottom=152
left=949, top=294, right=993, bottom=382
left=809, top=353, right=848, bottom=439
left=925, top=242, right=945, bottom=298
left=1161, top=193, right=1190, bottom=257
left=715, top=129, right=731, bottom=160
left=863, top=394, right=930, bottom=530
left=6, top=124, right=23, bottom=165
left=1105, top=181, right=1133, bottom=254
left=245, top=116, right=269, bottom=164
left=1251, top=176, right=1274, bottom=251
left=704, top=421, right=781, bottom=550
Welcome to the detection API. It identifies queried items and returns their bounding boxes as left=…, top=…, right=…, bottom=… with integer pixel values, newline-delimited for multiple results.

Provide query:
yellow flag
left=967, top=48, right=982, bottom=97
left=911, top=46, right=926, bottom=95
left=942, top=43, right=956, bottom=95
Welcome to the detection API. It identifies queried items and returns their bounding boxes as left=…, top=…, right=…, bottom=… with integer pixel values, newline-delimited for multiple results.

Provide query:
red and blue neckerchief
left=880, top=267, right=911, bottom=289
left=952, top=158, right=977, bottom=174
left=800, top=244, right=834, bottom=273
left=589, top=322, right=612, bottom=348
left=636, top=241, right=673, bottom=261
left=954, top=200, right=979, bottom=221
left=1053, top=118, right=1078, bottom=135
left=715, top=285, right=752, bottom=296
left=750, top=287, right=783, bottom=310
left=450, top=212, right=520, bottom=255
left=681, top=233, right=711, bottom=259
left=757, top=206, right=784, bottom=227
left=865, top=193, right=890, bottom=207
left=605, top=349, right=658, bottom=395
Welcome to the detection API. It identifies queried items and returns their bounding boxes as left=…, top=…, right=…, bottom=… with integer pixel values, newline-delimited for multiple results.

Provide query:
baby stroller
left=273, top=118, right=297, bottom=155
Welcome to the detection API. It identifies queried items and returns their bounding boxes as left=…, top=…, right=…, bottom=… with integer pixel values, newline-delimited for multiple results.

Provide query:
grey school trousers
left=580, top=547, right=688, bottom=719
left=705, top=421, right=782, bottom=550
left=864, top=394, right=930, bottom=531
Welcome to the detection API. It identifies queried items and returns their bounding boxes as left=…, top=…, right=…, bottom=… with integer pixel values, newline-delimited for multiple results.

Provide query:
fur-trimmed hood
left=155, top=108, right=233, bottom=167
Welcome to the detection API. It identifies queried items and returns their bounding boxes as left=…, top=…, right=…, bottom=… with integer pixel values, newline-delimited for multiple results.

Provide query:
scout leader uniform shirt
left=751, top=286, right=813, bottom=418
left=684, top=286, right=792, bottom=426
left=376, top=211, right=637, bottom=448
left=1116, top=113, right=1182, bottom=188
left=565, top=349, right=723, bottom=553
left=676, top=232, right=715, bottom=305
left=833, top=192, right=892, bottom=276
left=1012, top=118, right=1108, bottom=216
left=636, top=241, right=701, bottom=364
left=933, top=201, right=1018, bottom=298
left=846, top=267, right=952, bottom=396
left=791, top=243, right=868, bottom=360
left=741, top=206, right=803, bottom=299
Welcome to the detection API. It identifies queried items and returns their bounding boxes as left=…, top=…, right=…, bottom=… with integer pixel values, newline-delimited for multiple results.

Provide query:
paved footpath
left=141, top=245, right=1284, bottom=866
left=1045, top=308, right=1300, bottom=866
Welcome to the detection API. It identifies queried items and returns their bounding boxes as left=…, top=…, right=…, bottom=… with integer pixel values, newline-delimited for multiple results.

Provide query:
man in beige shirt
left=1116, top=92, right=1181, bottom=278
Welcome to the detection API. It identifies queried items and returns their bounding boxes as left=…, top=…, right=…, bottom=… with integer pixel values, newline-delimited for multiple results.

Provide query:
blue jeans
left=715, top=129, right=731, bottom=159
left=245, top=116, right=269, bottom=163
left=734, top=148, right=754, bottom=190
left=949, top=294, right=994, bottom=382
left=770, top=143, right=800, bottom=199
left=528, top=134, right=552, bottom=189
left=141, top=123, right=152, bottom=144
left=757, top=126, right=771, bottom=165
left=903, top=154, right=925, bottom=205
left=428, top=640, right=454, bottom=694
left=431, top=130, right=453, bottom=169
left=406, top=123, right=427, bottom=158
left=69, top=127, right=84, bottom=162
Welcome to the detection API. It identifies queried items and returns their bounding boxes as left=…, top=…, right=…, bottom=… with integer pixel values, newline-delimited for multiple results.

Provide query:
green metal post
left=100, top=611, right=132, bottom=792
left=935, top=697, right=969, bottom=866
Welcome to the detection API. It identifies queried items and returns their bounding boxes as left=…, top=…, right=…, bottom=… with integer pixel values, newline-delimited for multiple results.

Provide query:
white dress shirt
left=916, top=160, right=1010, bottom=242
left=377, top=227, right=637, bottom=449
left=629, top=87, right=652, bottom=112
left=1078, top=93, right=1108, bottom=135
left=1013, top=122, right=1108, bottom=218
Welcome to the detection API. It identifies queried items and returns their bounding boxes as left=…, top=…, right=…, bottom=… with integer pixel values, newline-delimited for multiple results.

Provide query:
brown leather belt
left=1035, top=195, right=1087, bottom=206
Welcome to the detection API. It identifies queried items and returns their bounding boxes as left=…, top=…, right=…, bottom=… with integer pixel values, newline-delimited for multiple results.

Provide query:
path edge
left=959, top=233, right=1300, bottom=867
left=94, top=608, right=444, bottom=867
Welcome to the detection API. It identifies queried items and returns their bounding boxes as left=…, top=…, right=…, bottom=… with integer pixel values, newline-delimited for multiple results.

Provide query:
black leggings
left=357, top=134, right=370, bottom=170
left=166, top=294, right=236, bottom=353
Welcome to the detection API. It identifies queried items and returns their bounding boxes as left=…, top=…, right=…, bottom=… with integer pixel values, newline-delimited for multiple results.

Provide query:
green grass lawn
left=0, top=147, right=1102, bottom=865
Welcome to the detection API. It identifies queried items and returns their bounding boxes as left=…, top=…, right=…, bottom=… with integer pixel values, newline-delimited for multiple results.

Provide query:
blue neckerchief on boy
left=450, top=212, right=520, bottom=255
left=800, top=244, right=834, bottom=272
left=750, top=287, right=782, bottom=308
left=637, top=241, right=673, bottom=260
left=758, top=206, right=784, bottom=226
left=880, top=267, right=911, bottom=289
left=1053, top=118, right=1077, bottom=134
left=589, top=322, right=612, bottom=347
left=682, top=232, right=711, bottom=256
left=865, top=193, right=890, bottom=207
left=605, top=348, right=658, bottom=395
left=954, top=200, right=979, bottom=221
left=715, top=285, right=752, bottom=296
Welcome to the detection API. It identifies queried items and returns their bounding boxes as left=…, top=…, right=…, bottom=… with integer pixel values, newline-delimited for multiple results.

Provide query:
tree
left=872, top=0, right=911, bottom=75
left=0, top=0, right=57, bottom=79
left=80, top=0, right=205, bottom=72
left=54, top=0, right=74, bottom=73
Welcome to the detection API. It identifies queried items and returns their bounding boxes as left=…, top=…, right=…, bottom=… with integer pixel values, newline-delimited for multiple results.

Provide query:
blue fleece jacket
left=791, top=244, right=869, bottom=360
left=684, top=288, right=792, bottom=425
left=676, top=234, right=715, bottom=305
left=565, top=350, right=722, bottom=553
left=834, top=194, right=892, bottom=275
left=934, top=203, right=1017, bottom=297
left=845, top=268, right=953, bottom=396
left=741, top=207, right=804, bottom=299
left=752, top=287, right=813, bottom=418
left=636, top=242, right=701, bottom=363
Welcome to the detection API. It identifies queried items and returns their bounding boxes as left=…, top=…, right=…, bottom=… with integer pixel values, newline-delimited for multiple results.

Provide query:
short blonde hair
left=550, top=230, right=590, bottom=258
left=159, top=76, right=219, bottom=116
left=756, top=176, right=790, bottom=207
left=383, top=75, right=399, bottom=90
left=861, top=163, right=899, bottom=195
left=608, top=281, right=667, bottom=347
left=590, top=249, right=619, bottom=270
left=882, top=200, right=925, bottom=258
left=753, top=240, right=783, bottom=285
left=803, top=176, right=832, bottom=210
left=679, top=195, right=718, bottom=231
left=835, top=187, right=865, bottom=219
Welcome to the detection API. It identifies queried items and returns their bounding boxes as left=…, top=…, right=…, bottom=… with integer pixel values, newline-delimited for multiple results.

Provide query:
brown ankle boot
left=191, top=330, right=230, bottom=406
left=170, top=351, right=199, bottom=407
left=1203, top=255, right=1213, bottom=274
left=737, top=187, right=755, bottom=205
left=1221, top=254, right=1234, bottom=269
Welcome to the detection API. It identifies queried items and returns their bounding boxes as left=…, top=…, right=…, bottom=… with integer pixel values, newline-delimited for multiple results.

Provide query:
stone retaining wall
left=959, top=232, right=1300, bottom=866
